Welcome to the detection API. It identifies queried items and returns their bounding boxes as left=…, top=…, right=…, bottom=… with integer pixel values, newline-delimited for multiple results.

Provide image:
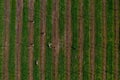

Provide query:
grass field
left=0, top=0, right=119, bottom=80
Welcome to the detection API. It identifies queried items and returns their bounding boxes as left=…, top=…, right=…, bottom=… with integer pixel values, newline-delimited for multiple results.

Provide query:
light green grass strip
left=58, top=0, right=66, bottom=80
left=94, top=0, right=102, bottom=80
left=45, top=0, right=53, bottom=80
left=21, top=0, right=29, bottom=80
left=0, top=0, right=4, bottom=79
left=106, top=0, right=114, bottom=80
left=83, top=0, right=90, bottom=80
left=33, top=0, right=40, bottom=80
left=71, top=0, right=79, bottom=80
left=8, top=0, right=16, bottom=80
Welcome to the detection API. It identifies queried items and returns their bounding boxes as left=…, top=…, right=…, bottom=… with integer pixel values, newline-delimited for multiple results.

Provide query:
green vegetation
left=95, top=0, right=102, bottom=80
left=8, top=0, right=16, bottom=80
left=0, top=0, right=4, bottom=79
left=21, top=0, right=29, bottom=80
left=83, top=0, right=90, bottom=80
left=118, top=2, right=120, bottom=80
left=33, top=0, right=40, bottom=80
left=106, top=0, right=114, bottom=80
left=58, top=0, right=66, bottom=80
left=0, top=0, right=118, bottom=80
left=45, top=0, right=53, bottom=80
left=71, top=0, right=79, bottom=80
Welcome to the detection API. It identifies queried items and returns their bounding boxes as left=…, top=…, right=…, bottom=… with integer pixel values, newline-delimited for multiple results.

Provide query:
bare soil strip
left=52, top=0, right=60, bottom=80
left=65, top=0, right=72, bottom=80
left=3, top=0, right=10, bottom=80
left=78, top=0, right=83, bottom=80
left=40, top=0, right=47, bottom=80
left=90, top=0, right=95, bottom=80
left=114, top=0, right=119, bottom=80
left=102, top=0, right=107, bottom=80
left=28, top=0, right=35, bottom=80
left=15, top=0, right=23, bottom=80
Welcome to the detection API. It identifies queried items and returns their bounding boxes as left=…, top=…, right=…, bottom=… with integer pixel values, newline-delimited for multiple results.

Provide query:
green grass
left=106, top=0, right=114, bottom=80
left=118, top=2, right=120, bottom=80
left=21, top=0, right=29, bottom=80
left=0, top=0, right=4, bottom=79
left=33, top=0, right=40, bottom=80
left=0, top=1, right=118, bottom=80
left=8, top=0, right=16, bottom=80
left=58, top=0, right=66, bottom=80
left=83, top=0, right=90, bottom=80
left=45, top=0, right=53, bottom=80
left=71, top=0, right=79, bottom=80
left=95, top=0, right=102, bottom=80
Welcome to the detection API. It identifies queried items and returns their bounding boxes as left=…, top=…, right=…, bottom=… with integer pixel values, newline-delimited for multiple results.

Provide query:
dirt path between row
left=78, top=0, right=83, bottom=80
left=28, top=0, right=35, bottom=80
left=40, top=0, right=47, bottom=80
left=3, top=0, right=10, bottom=80
left=15, top=0, right=23, bottom=80
left=102, top=0, right=107, bottom=80
left=90, top=0, right=95, bottom=80
left=52, top=0, right=60, bottom=80
left=65, top=0, right=72, bottom=80
left=114, top=0, right=119, bottom=80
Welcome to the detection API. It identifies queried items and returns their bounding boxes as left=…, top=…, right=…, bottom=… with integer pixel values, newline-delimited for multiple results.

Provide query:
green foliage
left=9, top=0, right=16, bottom=80
left=95, top=0, right=102, bottom=80
left=0, top=0, right=4, bottom=79
left=106, top=0, right=114, bottom=80
left=58, top=0, right=66, bottom=80
left=21, top=0, right=29, bottom=80
left=33, top=0, right=40, bottom=80
left=83, top=0, right=90, bottom=80
left=45, top=0, right=53, bottom=80
left=71, top=0, right=79, bottom=80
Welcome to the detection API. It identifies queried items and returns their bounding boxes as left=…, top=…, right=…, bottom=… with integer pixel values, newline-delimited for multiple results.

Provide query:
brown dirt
left=52, top=0, right=60, bottom=80
left=65, top=0, right=72, bottom=80
left=28, top=0, right=35, bottom=80
left=78, top=0, right=83, bottom=80
left=15, top=0, right=23, bottom=80
left=114, top=0, right=119, bottom=80
left=40, top=0, right=47, bottom=80
left=90, top=0, right=95, bottom=80
left=3, top=0, right=10, bottom=80
left=102, top=0, right=107, bottom=80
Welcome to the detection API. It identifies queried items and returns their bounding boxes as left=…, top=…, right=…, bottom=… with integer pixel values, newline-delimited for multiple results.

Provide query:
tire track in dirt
left=3, top=0, right=10, bottom=80
left=114, top=0, right=119, bottom=80
left=40, top=0, right=47, bottom=80
left=90, top=0, right=95, bottom=80
left=15, top=0, right=23, bottom=80
left=65, top=0, right=72, bottom=80
left=52, top=0, right=60, bottom=80
left=102, top=0, right=107, bottom=80
left=28, top=0, right=35, bottom=80
left=78, top=0, right=83, bottom=80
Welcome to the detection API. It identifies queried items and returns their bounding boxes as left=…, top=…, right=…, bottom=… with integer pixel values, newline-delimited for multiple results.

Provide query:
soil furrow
left=65, top=0, right=72, bottom=80
left=28, top=0, right=35, bottom=80
left=114, top=0, right=119, bottom=80
left=52, top=0, right=60, bottom=80
left=40, top=0, right=47, bottom=80
left=90, top=0, right=95, bottom=80
left=15, top=0, right=23, bottom=80
left=3, top=0, right=10, bottom=80
left=78, top=0, right=83, bottom=80
left=102, top=0, right=107, bottom=80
